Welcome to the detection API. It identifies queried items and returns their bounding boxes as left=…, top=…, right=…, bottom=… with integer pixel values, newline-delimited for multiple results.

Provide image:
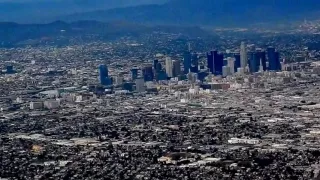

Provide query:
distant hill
left=62, top=0, right=320, bottom=27
left=0, top=0, right=168, bottom=23
left=0, top=20, right=209, bottom=47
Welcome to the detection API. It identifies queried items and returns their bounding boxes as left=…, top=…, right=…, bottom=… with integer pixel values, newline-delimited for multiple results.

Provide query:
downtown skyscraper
left=240, top=42, right=247, bottom=68
left=165, top=57, right=174, bottom=78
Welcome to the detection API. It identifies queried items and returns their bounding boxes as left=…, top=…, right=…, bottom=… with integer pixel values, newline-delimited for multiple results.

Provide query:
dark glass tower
left=207, top=50, right=217, bottom=74
left=153, top=59, right=159, bottom=70
left=248, top=52, right=259, bottom=73
left=267, top=47, right=281, bottom=71
left=99, top=64, right=111, bottom=85
left=142, top=65, right=154, bottom=82
left=190, top=53, right=199, bottom=73
left=215, top=53, right=224, bottom=75
left=131, top=68, right=139, bottom=81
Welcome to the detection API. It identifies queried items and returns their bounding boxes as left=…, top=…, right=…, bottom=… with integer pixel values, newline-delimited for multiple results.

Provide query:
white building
left=228, top=138, right=260, bottom=145
left=44, top=100, right=60, bottom=109
left=240, top=42, right=247, bottom=68
left=222, top=66, right=231, bottom=77
left=165, top=57, right=174, bottom=78
left=135, top=78, right=146, bottom=93
left=30, top=102, right=43, bottom=110
left=227, top=57, right=235, bottom=74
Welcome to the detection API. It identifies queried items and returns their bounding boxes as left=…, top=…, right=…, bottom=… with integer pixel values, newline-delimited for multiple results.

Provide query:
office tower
left=142, top=65, right=154, bottom=82
left=114, top=75, right=124, bottom=85
left=190, top=53, right=199, bottom=73
left=207, top=50, right=218, bottom=74
left=123, top=82, right=134, bottom=92
left=227, top=57, right=235, bottom=74
left=173, top=60, right=181, bottom=77
left=6, top=65, right=14, bottom=74
left=99, top=64, right=111, bottom=85
left=240, top=42, right=247, bottom=68
left=155, top=62, right=162, bottom=73
left=256, top=51, right=267, bottom=71
left=153, top=59, right=159, bottom=70
left=222, top=66, right=230, bottom=77
left=156, top=70, right=168, bottom=81
left=248, top=52, right=259, bottom=73
left=275, top=52, right=281, bottom=71
left=135, top=78, right=145, bottom=93
left=259, top=58, right=264, bottom=72
left=215, top=53, right=224, bottom=75
left=207, top=51, right=214, bottom=74
left=207, top=50, right=223, bottom=75
left=183, top=51, right=192, bottom=74
left=131, top=68, right=139, bottom=81
left=267, top=47, right=281, bottom=71
left=165, top=57, right=174, bottom=78
left=234, top=53, right=241, bottom=72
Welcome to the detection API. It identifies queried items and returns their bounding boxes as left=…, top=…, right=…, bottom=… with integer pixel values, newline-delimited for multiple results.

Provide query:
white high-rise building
left=135, top=78, right=146, bottom=93
left=240, top=42, right=247, bottom=68
left=222, top=66, right=231, bottom=77
left=165, top=57, right=174, bottom=78
left=259, top=58, right=264, bottom=72
left=227, top=57, right=235, bottom=74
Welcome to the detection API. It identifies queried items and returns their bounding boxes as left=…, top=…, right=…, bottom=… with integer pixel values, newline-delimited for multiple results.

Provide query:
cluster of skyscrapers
left=98, top=42, right=282, bottom=90
left=207, top=42, right=282, bottom=76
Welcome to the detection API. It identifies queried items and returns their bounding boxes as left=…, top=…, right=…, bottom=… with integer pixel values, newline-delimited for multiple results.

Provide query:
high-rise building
left=240, top=42, right=247, bottom=68
left=131, top=68, right=139, bottom=81
left=256, top=51, right=267, bottom=71
left=6, top=65, right=15, bottom=74
left=142, top=65, right=154, bottom=82
left=183, top=51, right=192, bottom=74
left=173, top=60, right=181, bottom=77
left=99, top=64, right=111, bottom=85
left=154, top=62, right=162, bottom=73
left=234, top=53, right=241, bottom=72
left=207, top=50, right=217, bottom=74
left=135, top=78, right=145, bottom=93
left=165, top=57, right=174, bottom=78
left=267, top=47, right=281, bottom=71
left=215, top=53, right=224, bottom=75
left=153, top=59, right=159, bottom=70
left=114, top=75, right=124, bottom=85
left=275, top=52, right=281, bottom=71
left=248, top=52, right=259, bottom=73
left=207, top=51, right=213, bottom=74
left=207, top=50, right=223, bottom=75
left=190, top=53, right=199, bottom=73
left=222, top=66, right=231, bottom=77
left=227, top=57, right=235, bottom=74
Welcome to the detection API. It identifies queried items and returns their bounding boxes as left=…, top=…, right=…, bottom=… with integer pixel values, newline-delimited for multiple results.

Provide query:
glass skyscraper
left=267, top=47, right=281, bottom=71
left=99, top=64, right=111, bottom=85
left=142, top=65, right=154, bottom=82
left=248, top=52, right=259, bottom=73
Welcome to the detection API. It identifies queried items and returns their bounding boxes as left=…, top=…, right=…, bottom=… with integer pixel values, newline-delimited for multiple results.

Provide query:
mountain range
left=0, top=0, right=319, bottom=26
left=0, top=0, right=168, bottom=23
left=0, top=20, right=209, bottom=47
left=62, top=0, right=320, bottom=26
